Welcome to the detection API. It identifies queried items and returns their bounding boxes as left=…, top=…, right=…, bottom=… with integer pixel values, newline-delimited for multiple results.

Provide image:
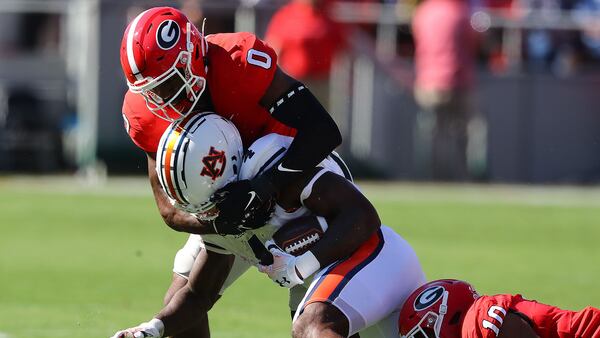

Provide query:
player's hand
left=258, top=240, right=304, bottom=288
left=210, top=177, right=276, bottom=235
left=110, top=319, right=164, bottom=338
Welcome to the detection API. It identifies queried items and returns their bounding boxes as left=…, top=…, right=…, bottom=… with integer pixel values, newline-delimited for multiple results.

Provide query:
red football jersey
left=462, top=294, right=600, bottom=338
left=121, top=32, right=295, bottom=153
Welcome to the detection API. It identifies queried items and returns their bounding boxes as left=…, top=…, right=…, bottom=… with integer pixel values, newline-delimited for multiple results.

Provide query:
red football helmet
left=120, top=7, right=208, bottom=121
left=398, top=279, right=480, bottom=338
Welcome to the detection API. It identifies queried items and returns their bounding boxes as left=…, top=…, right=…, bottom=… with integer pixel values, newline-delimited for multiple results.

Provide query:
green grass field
left=1, top=177, right=599, bottom=338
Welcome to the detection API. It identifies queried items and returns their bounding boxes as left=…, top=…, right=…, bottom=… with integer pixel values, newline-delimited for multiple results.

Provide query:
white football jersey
left=198, top=133, right=352, bottom=266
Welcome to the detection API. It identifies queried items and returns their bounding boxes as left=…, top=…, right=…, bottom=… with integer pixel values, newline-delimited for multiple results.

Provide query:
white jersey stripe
left=127, top=9, right=150, bottom=81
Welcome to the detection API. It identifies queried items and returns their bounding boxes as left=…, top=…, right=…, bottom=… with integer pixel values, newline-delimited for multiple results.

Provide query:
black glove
left=209, top=176, right=277, bottom=235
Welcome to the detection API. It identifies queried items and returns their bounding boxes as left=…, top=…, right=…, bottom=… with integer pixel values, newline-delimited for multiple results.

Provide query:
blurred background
left=1, top=0, right=599, bottom=183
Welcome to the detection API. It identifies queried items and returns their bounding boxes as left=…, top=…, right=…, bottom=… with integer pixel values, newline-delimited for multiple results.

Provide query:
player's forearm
left=148, top=153, right=213, bottom=234
left=301, top=172, right=381, bottom=268
left=152, top=184, right=210, bottom=233
left=284, top=129, right=341, bottom=174
left=162, top=208, right=213, bottom=234
left=311, top=206, right=381, bottom=268
left=282, top=118, right=341, bottom=171
left=270, top=83, right=342, bottom=172
left=267, top=91, right=341, bottom=195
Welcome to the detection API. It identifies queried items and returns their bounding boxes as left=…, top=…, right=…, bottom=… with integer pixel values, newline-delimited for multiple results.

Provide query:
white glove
left=110, top=318, right=164, bottom=338
left=258, top=240, right=320, bottom=289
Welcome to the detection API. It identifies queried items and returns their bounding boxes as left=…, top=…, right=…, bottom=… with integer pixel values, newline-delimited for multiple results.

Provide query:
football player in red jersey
left=120, top=6, right=341, bottom=236
left=398, top=279, right=600, bottom=338
left=119, top=7, right=341, bottom=338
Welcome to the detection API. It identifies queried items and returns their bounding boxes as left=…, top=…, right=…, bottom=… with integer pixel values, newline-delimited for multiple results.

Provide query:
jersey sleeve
left=462, top=295, right=516, bottom=338
left=512, top=297, right=600, bottom=338
left=209, top=32, right=278, bottom=105
left=122, top=91, right=170, bottom=153
left=236, top=33, right=278, bottom=101
left=562, top=306, right=600, bottom=338
left=465, top=294, right=600, bottom=338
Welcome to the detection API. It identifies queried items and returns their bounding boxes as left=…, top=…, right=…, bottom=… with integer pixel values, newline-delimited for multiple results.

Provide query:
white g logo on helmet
left=414, top=285, right=445, bottom=311
left=156, top=112, right=243, bottom=215
left=156, top=20, right=180, bottom=50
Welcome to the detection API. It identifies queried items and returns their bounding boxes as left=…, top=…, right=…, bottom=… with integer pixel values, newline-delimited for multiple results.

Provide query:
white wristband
left=295, top=251, right=321, bottom=279
left=148, top=318, right=165, bottom=337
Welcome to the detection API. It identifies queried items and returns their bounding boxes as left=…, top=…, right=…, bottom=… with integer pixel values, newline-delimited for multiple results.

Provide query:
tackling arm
left=147, top=152, right=215, bottom=234
left=258, top=68, right=342, bottom=194
left=210, top=68, right=342, bottom=233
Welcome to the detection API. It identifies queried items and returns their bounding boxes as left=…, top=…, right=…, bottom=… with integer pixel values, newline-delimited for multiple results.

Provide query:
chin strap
left=433, top=291, right=450, bottom=337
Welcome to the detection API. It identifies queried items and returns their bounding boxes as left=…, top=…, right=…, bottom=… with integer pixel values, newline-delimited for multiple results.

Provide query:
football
left=272, top=215, right=329, bottom=256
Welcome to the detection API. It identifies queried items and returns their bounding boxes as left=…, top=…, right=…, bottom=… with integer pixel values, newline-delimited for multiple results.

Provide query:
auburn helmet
left=156, top=112, right=243, bottom=218
left=398, top=279, right=480, bottom=338
left=120, top=7, right=208, bottom=121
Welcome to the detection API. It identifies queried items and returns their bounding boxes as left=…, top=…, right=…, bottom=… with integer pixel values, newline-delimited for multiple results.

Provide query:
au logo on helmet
left=414, top=285, right=445, bottom=311
left=156, top=20, right=180, bottom=50
left=201, top=147, right=227, bottom=181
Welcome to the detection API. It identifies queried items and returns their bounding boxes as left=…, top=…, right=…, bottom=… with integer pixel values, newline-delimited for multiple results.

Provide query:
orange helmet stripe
left=161, top=113, right=198, bottom=204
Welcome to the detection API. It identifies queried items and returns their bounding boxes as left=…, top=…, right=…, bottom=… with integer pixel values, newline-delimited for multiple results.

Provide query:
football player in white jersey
left=110, top=113, right=426, bottom=338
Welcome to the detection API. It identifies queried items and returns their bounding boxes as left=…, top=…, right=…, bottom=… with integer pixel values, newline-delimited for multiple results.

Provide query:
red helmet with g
left=120, top=7, right=208, bottom=121
left=398, top=279, right=480, bottom=338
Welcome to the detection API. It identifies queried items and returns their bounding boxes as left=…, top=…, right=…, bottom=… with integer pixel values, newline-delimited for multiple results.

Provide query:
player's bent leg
left=292, top=301, right=350, bottom=338
left=163, top=273, right=216, bottom=338
left=165, top=240, right=250, bottom=338
left=164, top=273, right=189, bottom=305
left=290, top=289, right=360, bottom=338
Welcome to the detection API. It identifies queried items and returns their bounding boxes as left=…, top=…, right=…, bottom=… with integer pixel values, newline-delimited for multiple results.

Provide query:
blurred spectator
left=412, top=0, right=478, bottom=181
left=521, top=0, right=560, bottom=73
left=128, top=0, right=233, bottom=40
left=20, top=13, right=60, bottom=53
left=573, top=0, right=600, bottom=60
left=0, top=14, right=21, bottom=56
left=0, top=87, right=63, bottom=172
left=264, top=0, right=345, bottom=108
left=179, top=0, right=233, bottom=34
left=526, top=29, right=555, bottom=71
left=0, top=13, right=59, bottom=56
